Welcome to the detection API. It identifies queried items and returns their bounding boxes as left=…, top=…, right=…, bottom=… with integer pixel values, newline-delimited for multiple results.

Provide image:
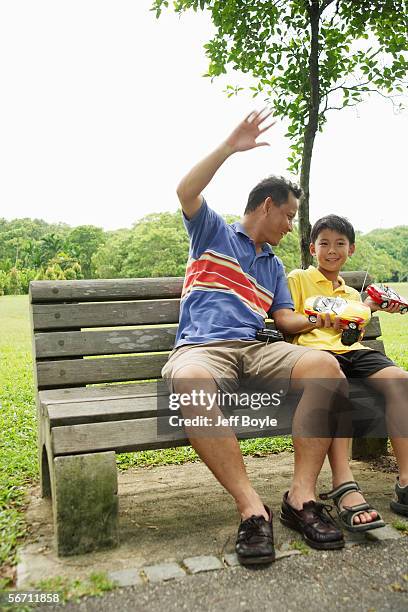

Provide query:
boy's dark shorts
left=329, top=349, right=395, bottom=378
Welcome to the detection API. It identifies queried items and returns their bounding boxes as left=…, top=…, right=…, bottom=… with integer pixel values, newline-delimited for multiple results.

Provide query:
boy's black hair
left=244, top=175, right=302, bottom=214
left=311, top=214, right=355, bottom=245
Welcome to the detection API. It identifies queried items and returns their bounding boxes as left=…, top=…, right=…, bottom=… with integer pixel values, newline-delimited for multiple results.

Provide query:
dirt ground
left=15, top=451, right=403, bottom=589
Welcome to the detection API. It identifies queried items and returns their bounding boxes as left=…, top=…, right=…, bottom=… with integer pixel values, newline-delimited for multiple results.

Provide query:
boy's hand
left=364, top=296, right=400, bottom=313
left=224, top=109, right=275, bottom=153
left=314, top=313, right=342, bottom=331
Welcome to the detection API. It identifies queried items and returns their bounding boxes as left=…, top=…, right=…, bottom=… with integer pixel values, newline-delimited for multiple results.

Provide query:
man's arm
left=273, top=309, right=341, bottom=335
left=177, top=109, right=274, bottom=219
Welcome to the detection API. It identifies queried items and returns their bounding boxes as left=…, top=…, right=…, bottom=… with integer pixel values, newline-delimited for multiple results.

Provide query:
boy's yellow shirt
left=287, top=265, right=370, bottom=353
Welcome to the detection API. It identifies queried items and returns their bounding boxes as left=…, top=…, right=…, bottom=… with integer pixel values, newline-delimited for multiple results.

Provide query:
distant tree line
left=0, top=215, right=406, bottom=295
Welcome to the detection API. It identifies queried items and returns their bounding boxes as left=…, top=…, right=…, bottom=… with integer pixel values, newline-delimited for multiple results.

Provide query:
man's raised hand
left=225, top=109, right=275, bottom=153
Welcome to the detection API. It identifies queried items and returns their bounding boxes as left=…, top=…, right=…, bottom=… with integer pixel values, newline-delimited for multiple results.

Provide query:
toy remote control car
left=366, top=283, right=408, bottom=314
left=304, top=296, right=371, bottom=346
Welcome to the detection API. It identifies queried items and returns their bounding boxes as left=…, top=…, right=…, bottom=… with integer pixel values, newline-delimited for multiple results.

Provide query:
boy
left=287, top=215, right=408, bottom=530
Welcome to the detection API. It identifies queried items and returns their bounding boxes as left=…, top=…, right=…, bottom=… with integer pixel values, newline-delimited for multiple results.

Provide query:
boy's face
left=310, top=229, right=355, bottom=273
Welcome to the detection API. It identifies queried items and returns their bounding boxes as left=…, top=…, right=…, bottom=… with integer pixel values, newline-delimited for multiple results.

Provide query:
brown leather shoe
left=280, top=491, right=344, bottom=550
left=235, top=505, right=275, bottom=565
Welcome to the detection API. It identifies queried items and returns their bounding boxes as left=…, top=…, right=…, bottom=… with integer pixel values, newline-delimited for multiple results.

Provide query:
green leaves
left=153, top=1, right=408, bottom=263
left=153, top=0, right=408, bottom=175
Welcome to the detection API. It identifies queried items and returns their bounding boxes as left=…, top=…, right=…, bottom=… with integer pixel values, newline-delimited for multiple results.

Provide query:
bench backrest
left=29, top=272, right=384, bottom=391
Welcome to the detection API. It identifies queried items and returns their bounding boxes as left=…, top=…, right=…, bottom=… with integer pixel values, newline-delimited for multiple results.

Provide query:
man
left=162, top=110, right=347, bottom=565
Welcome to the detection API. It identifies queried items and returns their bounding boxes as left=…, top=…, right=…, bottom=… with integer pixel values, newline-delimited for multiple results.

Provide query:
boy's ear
left=348, top=244, right=356, bottom=256
left=309, top=242, right=316, bottom=256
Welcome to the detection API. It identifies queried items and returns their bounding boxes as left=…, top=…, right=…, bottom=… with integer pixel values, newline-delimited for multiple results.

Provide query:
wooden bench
left=29, top=271, right=387, bottom=556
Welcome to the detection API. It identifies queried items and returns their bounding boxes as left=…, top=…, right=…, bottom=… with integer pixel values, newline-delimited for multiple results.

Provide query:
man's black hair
left=244, top=175, right=302, bottom=214
left=311, top=215, right=355, bottom=245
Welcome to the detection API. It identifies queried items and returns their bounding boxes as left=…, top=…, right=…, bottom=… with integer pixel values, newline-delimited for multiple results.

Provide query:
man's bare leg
left=173, top=365, right=268, bottom=520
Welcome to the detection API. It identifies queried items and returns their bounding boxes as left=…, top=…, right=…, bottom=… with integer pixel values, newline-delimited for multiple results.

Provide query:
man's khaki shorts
left=162, top=340, right=312, bottom=394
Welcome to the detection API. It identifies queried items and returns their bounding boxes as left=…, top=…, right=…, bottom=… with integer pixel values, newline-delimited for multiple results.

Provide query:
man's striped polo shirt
left=175, top=199, right=294, bottom=348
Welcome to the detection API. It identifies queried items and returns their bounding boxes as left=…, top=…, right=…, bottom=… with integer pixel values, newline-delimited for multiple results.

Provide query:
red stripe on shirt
left=182, top=254, right=272, bottom=314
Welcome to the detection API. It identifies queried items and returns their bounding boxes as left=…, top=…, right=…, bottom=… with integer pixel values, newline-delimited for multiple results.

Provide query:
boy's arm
left=177, top=110, right=274, bottom=219
left=363, top=296, right=400, bottom=314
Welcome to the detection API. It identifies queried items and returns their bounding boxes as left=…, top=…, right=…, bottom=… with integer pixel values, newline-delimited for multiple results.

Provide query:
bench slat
left=33, top=316, right=381, bottom=359
left=32, top=300, right=180, bottom=330
left=36, top=354, right=169, bottom=388
left=364, top=317, right=381, bottom=339
left=51, top=417, right=190, bottom=454
left=46, top=383, right=383, bottom=428
left=340, top=272, right=372, bottom=290
left=50, top=392, right=383, bottom=455
left=30, top=277, right=184, bottom=303
left=47, top=395, right=165, bottom=426
left=35, top=327, right=177, bottom=358
left=50, top=415, right=292, bottom=455
left=29, top=272, right=370, bottom=304
left=361, top=339, right=385, bottom=353
left=36, top=339, right=385, bottom=389
left=40, top=382, right=162, bottom=405
left=39, top=381, right=160, bottom=405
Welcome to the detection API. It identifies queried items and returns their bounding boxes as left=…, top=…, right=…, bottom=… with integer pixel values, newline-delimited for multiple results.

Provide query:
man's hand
left=364, top=296, right=400, bottom=313
left=224, top=109, right=275, bottom=154
left=177, top=109, right=275, bottom=219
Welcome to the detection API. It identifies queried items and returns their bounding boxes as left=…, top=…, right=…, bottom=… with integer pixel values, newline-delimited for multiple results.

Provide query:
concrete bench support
left=52, top=451, right=119, bottom=556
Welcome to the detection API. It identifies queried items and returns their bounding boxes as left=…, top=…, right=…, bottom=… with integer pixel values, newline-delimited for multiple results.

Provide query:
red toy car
left=366, top=284, right=408, bottom=314
left=304, top=296, right=371, bottom=345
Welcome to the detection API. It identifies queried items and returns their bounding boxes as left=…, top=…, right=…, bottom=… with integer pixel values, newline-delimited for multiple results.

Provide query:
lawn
left=0, top=286, right=407, bottom=586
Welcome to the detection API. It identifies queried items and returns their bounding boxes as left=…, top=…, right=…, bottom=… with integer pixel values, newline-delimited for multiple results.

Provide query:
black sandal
left=319, top=481, right=385, bottom=532
left=390, top=478, right=408, bottom=517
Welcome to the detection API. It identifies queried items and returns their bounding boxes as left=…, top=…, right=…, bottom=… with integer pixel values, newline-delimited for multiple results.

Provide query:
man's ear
left=263, top=196, right=274, bottom=214
left=348, top=244, right=356, bottom=256
left=310, top=242, right=316, bottom=256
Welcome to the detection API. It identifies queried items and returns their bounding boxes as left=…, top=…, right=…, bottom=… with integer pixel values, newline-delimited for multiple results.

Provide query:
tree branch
left=325, top=103, right=360, bottom=111
left=322, top=86, right=405, bottom=115
left=326, top=80, right=371, bottom=94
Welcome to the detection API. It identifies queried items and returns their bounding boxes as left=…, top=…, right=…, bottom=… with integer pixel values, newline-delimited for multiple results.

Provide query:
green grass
left=392, top=519, right=408, bottom=535
left=0, top=286, right=407, bottom=587
left=36, top=572, right=117, bottom=604
left=0, top=296, right=37, bottom=588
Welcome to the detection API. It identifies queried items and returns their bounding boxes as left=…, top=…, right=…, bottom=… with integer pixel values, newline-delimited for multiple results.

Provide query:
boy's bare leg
left=173, top=365, right=268, bottom=520
left=327, top=437, right=377, bottom=523
left=287, top=351, right=347, bottom=509
left=366, top=366, right=408, bottom=487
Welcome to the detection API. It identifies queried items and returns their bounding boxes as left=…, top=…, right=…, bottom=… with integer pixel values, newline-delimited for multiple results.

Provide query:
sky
left=0, top=1, right=407, bottom=234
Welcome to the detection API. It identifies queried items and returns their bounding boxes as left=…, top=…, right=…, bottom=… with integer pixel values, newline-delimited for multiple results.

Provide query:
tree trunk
left=299, top=0, right=321, bottom=269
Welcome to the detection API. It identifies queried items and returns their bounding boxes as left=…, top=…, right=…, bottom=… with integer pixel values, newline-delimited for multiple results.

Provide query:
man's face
left=264, top=192, right=298, bottom=246
left=310, top=229, right=355, bottom=273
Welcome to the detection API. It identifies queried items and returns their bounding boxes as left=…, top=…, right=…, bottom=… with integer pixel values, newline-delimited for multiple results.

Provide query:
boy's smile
left=310, top=228, right=355, bottom=280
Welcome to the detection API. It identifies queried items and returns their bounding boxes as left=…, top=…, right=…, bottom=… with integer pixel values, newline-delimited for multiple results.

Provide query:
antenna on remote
left=360, top=269, right=369, bottom=297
